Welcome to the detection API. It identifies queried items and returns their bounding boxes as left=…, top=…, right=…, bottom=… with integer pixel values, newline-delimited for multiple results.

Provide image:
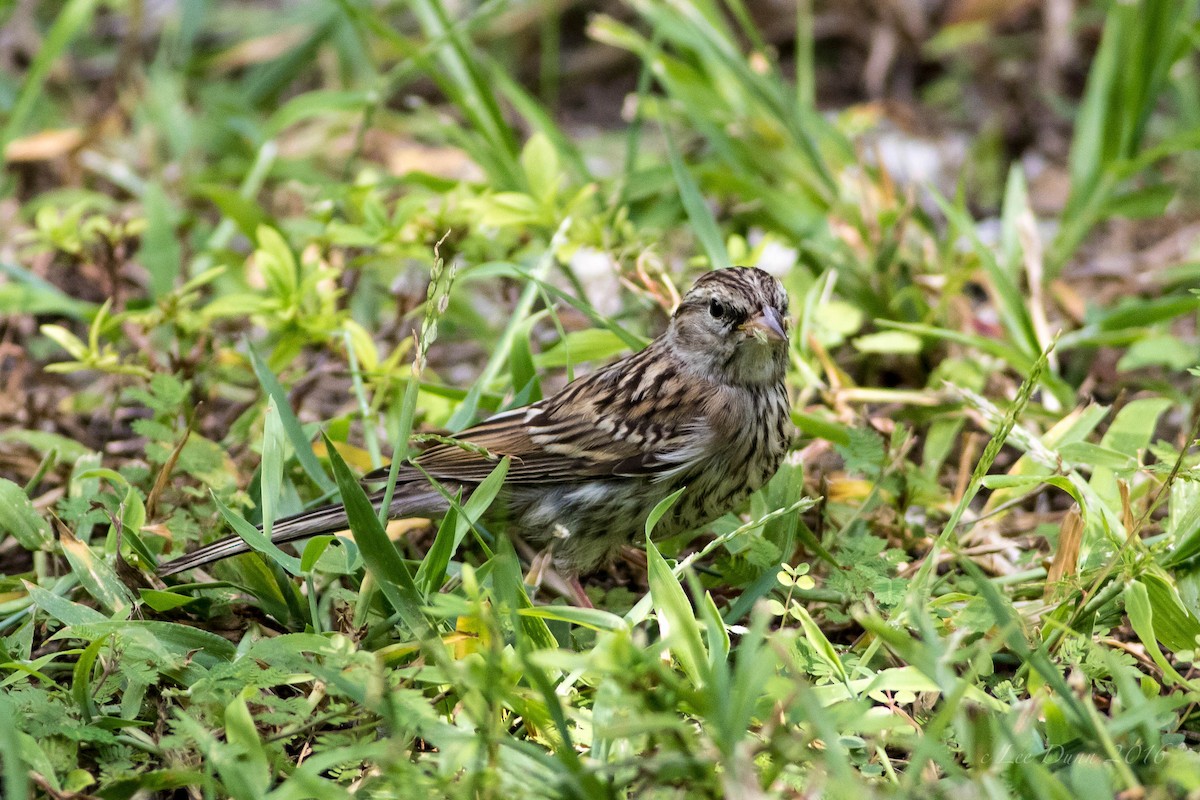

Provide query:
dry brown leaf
left=1045, top=505, right=1082, bottom=599
left=4, top=128, right=83, bottom=162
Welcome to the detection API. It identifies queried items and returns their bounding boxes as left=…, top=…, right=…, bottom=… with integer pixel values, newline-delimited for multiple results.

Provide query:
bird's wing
left=407, top=347, right=712, bottom=485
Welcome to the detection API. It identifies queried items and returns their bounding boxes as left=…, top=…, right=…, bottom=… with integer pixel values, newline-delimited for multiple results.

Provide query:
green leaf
left=0, top=479, right=53, bottom=550
left=474, top=192, right=543, bottom=227
left=415, top=507, right=459, bottom=596
left=211, top=492, right=301, bottom=576
left=0, top=266, right=96, bottom=318
left=58, top=532, right=135, bottom=616
left=415, top=457, right=509, bottom=593
left=509, top=316, right=541, bottom=403
left=517, top=605, right=630, bottom=632
left=196, top=185, right=273, bottom=242
left=71, top=633, right=109, bottom=722
left=0, top=694, right=30, bottom=800
left=852, top=330, right=922, bottom=354
left=50, top=620, right=237, bottom=668
left=254, top=224, right=299, bottom=299
left=1099, top=398, right=1173, bottom=456
left=0, top=0, right=101, bottom=162
left=39, top=324, right=89, bottom=360
left=535, top=329, right=631, bottom=369
left=1090, top=397, right=1172, bottom=505
left=260, top=398, right=286, bottom=543
left=248, top=345, right=335, bottom=493
left=137, top=589, right=200, bottom=612
left=1164, top=479, right=1200, bottom=567
left=1137, top=572, right=1200, bottom=653
left=647, top=539, right=708, bottom=688
left=299, top=536, right=337, bottom=573
left=1056, top=442, right=1138, bottom=471
left=23, top=580, right=107, bottom=626
left=792, top=597, right=848, bottom=682
left=1124, top=579, right=1197, bottom=687
left=323, top=434, right=429, bottom=634
left=1104, top=183, right=1176, bottom=218
left=980, top=475, right=1084, bottom=508
left=521, top=132, right=560, bottom=202
left=266, top=89, right=373, bottom=136
left=141, top=182, right=182, bottom=299
left=215, top=696, right=272, bottom=799
left=1117, top=334, right=1199, bottom=371
left=663, top=123, right=729, bottom=269
left=645, top=487, right=687, bottom=539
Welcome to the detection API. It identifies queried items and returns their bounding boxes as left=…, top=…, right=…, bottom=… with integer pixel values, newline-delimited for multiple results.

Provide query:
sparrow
left=158, top=267, right=792, bottom=585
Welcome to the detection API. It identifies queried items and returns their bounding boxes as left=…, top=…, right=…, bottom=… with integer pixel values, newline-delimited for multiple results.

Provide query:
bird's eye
left=708, top=298, right=727, bottom=320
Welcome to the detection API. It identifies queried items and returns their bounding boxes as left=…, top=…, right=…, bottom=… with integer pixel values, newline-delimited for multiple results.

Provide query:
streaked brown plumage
left=158, top=267, right=792, bottom=578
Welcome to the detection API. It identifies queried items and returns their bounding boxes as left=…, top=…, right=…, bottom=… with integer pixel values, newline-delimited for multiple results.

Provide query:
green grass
left=2, top=0, right=1200, bottom=797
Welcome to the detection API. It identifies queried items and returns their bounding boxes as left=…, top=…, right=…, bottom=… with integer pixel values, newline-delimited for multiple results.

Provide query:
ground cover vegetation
left=2, top=0, right=1200, bottom=797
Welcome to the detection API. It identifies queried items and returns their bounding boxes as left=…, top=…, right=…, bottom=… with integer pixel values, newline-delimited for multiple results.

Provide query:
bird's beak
left=740, top=306, right=788, bottom=343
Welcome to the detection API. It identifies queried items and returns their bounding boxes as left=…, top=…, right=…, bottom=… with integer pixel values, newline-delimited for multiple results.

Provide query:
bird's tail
left=157, top=487, right=448, bottom=576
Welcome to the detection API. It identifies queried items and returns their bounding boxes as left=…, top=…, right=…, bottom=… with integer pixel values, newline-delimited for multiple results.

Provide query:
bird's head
left=668, top=267, right=790, bottom=387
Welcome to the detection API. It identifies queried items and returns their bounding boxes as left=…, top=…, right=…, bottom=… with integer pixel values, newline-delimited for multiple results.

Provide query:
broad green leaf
left=535, top=329, right=631, bottom=369
left=254, top=224, right=299, bottom=299
left=1137, top=572, right=1200, bottom=653
left=300, top=536, right=337, bottom=573
left=58, top=532, right=134, bottom=616
left=980, top=475, right=1084, bottom=508
left=0, top=281, right=95, bottom=318
left=793, top=604, right=849, bottom=685
left=1164, top=479, right=1200, bottom=567
left=473, top=192, right=542, bottom=227
left=1098, top=398, right=1173, bottom=456
left=216, top=696, right=272, bottom=799
left=137, top=589, right=200, bottom=612
left=852, top=331, right=922, bottom=354
left=1124, top=579, right=1196, bottom=687
left=647, top=540, right=708, bottom=688
left=23, top=580, right=107, bottom=626
left=1090, top=397, right=1172, bottom=506
left=0, top=430, right=93, bottom=464
left=0, top=479, right=53, bottom=550
left=983, top=403, right=1109, bottom=513
left=521, top=132, right=560, bottom=202
left=1057, top=442, right=1137, bottom=471
left=50, top=620, right=237, bottom=668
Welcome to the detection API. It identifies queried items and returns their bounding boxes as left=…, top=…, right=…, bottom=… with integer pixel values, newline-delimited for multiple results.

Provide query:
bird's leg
left=618, top=544, right=649, bottom=572
left=519, top=540, right=594, bottom=607
left=563, top=573, right=594, bottom=609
